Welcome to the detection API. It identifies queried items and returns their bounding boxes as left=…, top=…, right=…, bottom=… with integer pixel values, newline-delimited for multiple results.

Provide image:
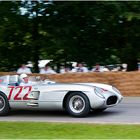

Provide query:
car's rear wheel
left=0, top=92, right=10, bottom=116
left=66, top=92, right=90, bottom=117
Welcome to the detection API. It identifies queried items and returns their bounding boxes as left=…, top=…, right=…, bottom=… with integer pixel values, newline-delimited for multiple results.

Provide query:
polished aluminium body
left=0, top=75, right=123, bottom=117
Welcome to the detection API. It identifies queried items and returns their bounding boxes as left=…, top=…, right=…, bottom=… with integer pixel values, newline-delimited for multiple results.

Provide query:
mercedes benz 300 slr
left=0, top=75, right=123, bottom=117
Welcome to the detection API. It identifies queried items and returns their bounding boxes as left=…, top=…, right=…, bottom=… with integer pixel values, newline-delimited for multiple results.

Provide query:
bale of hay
left=0, top=71, right=140, bottom=96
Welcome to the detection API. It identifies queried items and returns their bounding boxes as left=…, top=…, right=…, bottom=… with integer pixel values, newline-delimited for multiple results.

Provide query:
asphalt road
left=0, top=97, right=140, bottom=124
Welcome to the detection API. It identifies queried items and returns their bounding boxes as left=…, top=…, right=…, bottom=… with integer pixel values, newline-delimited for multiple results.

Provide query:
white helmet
left=19, top=73, right=28, bottom=82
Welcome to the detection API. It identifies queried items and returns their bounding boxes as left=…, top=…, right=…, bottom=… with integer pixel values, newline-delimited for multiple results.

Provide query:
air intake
left=107, top=96, right=117, bottom=105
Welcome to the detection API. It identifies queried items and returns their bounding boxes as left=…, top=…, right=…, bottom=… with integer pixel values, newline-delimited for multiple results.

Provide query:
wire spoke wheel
left=69, top=95, right=85, bottom=113
left=66, top=92, right=90, bottom=117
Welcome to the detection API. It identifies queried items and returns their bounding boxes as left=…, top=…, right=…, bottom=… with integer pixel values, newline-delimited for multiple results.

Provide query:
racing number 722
left=8, top=86, right=32, bottom=100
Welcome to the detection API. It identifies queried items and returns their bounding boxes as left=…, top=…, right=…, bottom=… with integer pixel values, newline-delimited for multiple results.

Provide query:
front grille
left=107, top=96, right=117, bottom=105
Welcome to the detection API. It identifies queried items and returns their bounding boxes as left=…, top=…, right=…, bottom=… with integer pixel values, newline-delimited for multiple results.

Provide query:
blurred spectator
left=122, top=63, right=127, bottom=71
left=111, top=67, right=119, bottom=72
left=111, top=64, right=127, bottom=72
left=91, top=64, right=102, bottom=72
left=40, top=64, right=56, bottom=74
left=102, top=65, right=110, bottom=72
left=17, top=64, right=32, bottom=74
left=71, top=63, right=88, bottom=73
left=118, top=65, right=124, bottom=71
left=60, top=66, right=71, bottom=74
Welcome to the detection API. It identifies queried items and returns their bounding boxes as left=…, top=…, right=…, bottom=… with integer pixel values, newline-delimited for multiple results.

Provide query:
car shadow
left=9, top=108, right=124, bottom=118
left=9, top=110, right=69, bottom=117
left=89, top=109, right=124, bottom=117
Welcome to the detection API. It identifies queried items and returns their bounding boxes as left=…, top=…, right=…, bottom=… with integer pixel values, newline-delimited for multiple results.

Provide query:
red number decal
left=23, top=86, right=32, bottom=100
left=8, top=86, right=32, bottom=100
left=14, top=86, right=22, bottom=100
left=8, top=86, right=15, bottom=100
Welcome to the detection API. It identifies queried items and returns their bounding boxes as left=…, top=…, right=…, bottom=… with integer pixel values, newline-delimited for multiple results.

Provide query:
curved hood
left=77, top=83, right=113, bottom=92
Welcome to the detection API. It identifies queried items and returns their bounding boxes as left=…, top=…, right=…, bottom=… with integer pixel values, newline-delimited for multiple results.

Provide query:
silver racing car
left=0, top=75, right=123, bottom=117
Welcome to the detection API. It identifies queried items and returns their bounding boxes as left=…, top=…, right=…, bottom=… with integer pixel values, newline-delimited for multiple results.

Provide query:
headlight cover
left=94, top=87, right=105, bottom=99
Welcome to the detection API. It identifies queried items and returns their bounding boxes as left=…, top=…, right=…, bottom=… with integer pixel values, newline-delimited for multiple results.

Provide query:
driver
left=19, top=73, right=30, bottom=86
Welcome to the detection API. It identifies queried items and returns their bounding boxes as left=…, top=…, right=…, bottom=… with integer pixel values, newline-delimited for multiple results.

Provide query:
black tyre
left=65, top=92, right=90, bottom=117
left=0, top=92, right=10, bottom=116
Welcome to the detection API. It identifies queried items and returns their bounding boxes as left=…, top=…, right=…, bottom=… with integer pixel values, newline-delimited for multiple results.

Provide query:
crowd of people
left=16, top=62, right=128, bottom=75
left=14, top=62, right=128, bottom=86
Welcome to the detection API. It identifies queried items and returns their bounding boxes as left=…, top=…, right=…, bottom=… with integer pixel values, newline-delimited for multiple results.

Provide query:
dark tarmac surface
left=0, top=97, right=140, bottom=124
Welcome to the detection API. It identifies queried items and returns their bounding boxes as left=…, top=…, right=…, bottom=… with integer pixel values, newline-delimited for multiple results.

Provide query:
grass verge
left=0, top=122, right=140, bottom=139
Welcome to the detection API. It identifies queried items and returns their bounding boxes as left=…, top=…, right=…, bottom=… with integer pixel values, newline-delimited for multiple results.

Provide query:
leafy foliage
left=0, top=1, right=140, bottom=72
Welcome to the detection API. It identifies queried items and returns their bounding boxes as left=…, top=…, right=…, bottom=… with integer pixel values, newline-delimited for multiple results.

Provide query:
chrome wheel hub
left=69, top=95, right=85, bottom=113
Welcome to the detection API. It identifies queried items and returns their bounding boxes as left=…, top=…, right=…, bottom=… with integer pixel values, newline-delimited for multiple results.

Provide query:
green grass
left=0, top=122, right=140, bottom=139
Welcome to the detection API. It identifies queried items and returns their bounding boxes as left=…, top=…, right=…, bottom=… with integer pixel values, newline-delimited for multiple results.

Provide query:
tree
left=0, top=1, right=32, bottom=71
left=0, top=1, right=140, bottom=72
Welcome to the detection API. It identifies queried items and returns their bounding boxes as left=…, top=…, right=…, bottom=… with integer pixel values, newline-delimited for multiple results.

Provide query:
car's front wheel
left=66, top=92, right=90, bottom=117
left=0, top=92, right=10, bottom=116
